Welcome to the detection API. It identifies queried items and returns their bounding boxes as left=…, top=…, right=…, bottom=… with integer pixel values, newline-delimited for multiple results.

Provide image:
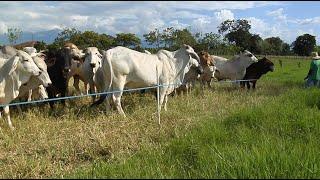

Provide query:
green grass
left=1, top=57, right=319, bottom=178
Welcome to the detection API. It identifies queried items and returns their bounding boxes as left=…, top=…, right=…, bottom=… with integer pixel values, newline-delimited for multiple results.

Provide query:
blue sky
left=0, top=1, right=320, bottom=45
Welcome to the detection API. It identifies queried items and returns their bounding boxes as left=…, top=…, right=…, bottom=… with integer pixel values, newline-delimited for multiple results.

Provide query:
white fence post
left=156, top=66, right=161, bottom=126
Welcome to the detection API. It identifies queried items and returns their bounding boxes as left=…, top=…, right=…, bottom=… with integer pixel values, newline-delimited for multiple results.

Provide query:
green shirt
left=309, top=59, right=320, bottom=80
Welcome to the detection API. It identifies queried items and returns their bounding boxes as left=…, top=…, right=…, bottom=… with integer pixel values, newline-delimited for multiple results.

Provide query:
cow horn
left=189, top=51, right=200, bottom=62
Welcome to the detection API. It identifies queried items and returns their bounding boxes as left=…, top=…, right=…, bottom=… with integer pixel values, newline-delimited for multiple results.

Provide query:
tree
left=34, top=41, right=47, bottom=51
left=161, top=27, right=175, bottom=48
left=171, top=28, right=197, bottom=50
left=54, top=27, right=81, bottom=47
left=218, top=19, right=252, bottom=50
left=263, top=37, right=284, bottom=55
left=115, top=33, right=141, bottom=48
left=248, top=34, right=263, bottom=54
left=292, top=34, right=316, bottom=56
left=143, top=28, right=161, bottom=48
left=70, top=31, right=114, bottom=50
left=281, top=43, right=291, bottom=55
left=201, top=32, right=222, bottom=51
left=6, top=27, right=22, bottom=45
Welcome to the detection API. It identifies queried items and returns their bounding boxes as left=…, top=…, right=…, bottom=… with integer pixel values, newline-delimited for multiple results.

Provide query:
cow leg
left=112, top=77, right=126, bottom=117
left=17, top=105, right=23, bottom=114
left=158, top=87, right=168, bottom=112
left=200, top=80, right=205, bottom=91
left=60, top=91, right=66, bottom=106
left=113, top=92, right=125, bottom=117
left=163, top=94, right=168, bottom=111
left=252, top=81, right=257, bottom=89
left=246, top=81, right=251, bottom=90
left=84, top=82, right=89, bottom=95
left=3, top=106, right=14, bottom=130
left=240, top=81, right=245, bottom=89
left=89, top=82, right=96, bottom=102
left=27, top=89, right=33, bottom=102
left=46, top=88, right=55, bottom=109
left=207, top=80, right=213, bottom=90
left=73, top=76, right=82, bottom=95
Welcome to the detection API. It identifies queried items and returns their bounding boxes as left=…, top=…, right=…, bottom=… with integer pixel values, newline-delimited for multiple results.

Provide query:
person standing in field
left=304, top=52, right=320, bottom=88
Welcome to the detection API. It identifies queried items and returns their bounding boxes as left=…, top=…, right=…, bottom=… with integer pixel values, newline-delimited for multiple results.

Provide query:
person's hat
left=312, top=52, right=320, bottom=60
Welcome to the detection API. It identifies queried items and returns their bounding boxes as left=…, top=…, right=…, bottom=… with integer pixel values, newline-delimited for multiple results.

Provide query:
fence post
left=156, top=66, right=161, bottom=126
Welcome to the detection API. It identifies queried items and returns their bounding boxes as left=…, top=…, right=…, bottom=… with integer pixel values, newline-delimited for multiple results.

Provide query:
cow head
left=239, top=50, right=258, bottom=63
left=182, top=44, right=200, bottom=62
left=187, top=45, right=204, bottom=75
left=23, top=47, right=38, bottom=57
left=84, top=47, right=103, bottom=73
left=258, top=57, right=275, bottom=73
left=32, top=56, right=52, bottom=87
left=62, top=43, right=85, bottom=77
left=16, top=50, right=42, bottom=77
left=199, top=51, right=217, bottom=79
left=199, top=51, right=215, bottom=66
left=185, top=57, right=204, bottom=75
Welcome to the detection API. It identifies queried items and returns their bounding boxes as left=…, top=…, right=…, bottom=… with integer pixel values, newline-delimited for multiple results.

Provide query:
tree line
left=2, top=19, right=320, bottom=56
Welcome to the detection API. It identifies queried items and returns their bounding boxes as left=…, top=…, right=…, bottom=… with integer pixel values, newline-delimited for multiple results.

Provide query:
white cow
left=66, top=47, right=103, bottom=99
left=213, top=50, right=258, bottom=81
left=20, top=47, right=51, bottom=101
left=92, top=44, right=202, bottom=116
left=17, top=55, right=52, bottom=102
left=0, top=50, right=43, bottom=130
left=1, top=46, right=51, bottom=102
left=174, top=58, right=204, bottom=95
left=143, top=50, right=203, bottom=95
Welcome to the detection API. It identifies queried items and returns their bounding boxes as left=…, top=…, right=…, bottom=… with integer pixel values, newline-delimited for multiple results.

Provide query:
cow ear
left=8, top=56, right=20, bottom=75
left=98, top=49, right=105, bottom=56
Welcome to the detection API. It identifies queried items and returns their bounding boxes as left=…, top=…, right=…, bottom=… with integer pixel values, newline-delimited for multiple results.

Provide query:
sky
left=0, top=1, right=320, bottom=45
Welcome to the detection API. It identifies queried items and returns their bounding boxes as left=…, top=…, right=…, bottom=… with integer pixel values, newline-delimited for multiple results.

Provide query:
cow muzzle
left=63, top=68, right=70, bottom=78
left=197, top=66, right=204, bottom=75
left=270, top=65, right=275, bottom=72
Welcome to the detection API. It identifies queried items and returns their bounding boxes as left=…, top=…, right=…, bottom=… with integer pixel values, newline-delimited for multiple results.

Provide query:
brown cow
left=198, top=51, right=216, bottom=89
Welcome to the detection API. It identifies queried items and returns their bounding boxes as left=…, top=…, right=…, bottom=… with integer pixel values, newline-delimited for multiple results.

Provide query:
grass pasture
left=1, top=57, right=320, bottom=178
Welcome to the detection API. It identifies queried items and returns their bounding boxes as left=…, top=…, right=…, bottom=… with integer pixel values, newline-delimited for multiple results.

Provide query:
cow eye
left=248, top=54, right=253, bottom=57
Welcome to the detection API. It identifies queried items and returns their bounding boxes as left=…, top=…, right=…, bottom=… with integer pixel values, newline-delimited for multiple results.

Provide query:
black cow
left=240, top=57, right=274, bottom=89
left=43, top=43, right=85, bottom=109
left=43, top=48, right=69, bottom=109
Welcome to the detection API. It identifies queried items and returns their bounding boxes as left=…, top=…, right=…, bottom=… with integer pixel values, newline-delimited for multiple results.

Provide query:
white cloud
left=69, top=15, right=89, bottom=27
left=295, top=17, right=320, bottom=25
left=214, top=9, right=234, bottom=22
left=24, top=11, right=40, bottom=19
left=169, top=20, right=189, bottom=30
left=267, top=8, right=287, bottom=22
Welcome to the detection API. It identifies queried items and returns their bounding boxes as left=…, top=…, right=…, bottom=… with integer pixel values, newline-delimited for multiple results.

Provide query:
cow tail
left=91, top=50, right=113, bottom=107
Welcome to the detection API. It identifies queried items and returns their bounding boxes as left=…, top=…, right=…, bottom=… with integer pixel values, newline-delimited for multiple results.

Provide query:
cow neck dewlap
left=171, top=49, right=190, bottom=85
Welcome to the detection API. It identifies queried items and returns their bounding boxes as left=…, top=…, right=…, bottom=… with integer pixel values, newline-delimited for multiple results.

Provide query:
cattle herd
left=0, top=43, right=275, bottom=130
